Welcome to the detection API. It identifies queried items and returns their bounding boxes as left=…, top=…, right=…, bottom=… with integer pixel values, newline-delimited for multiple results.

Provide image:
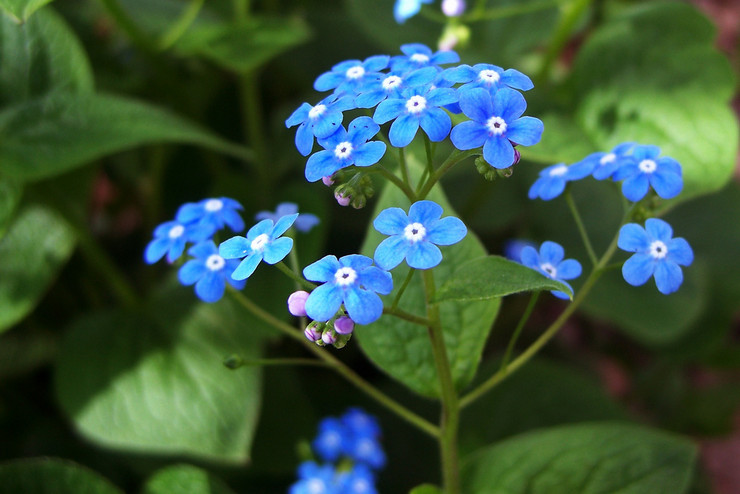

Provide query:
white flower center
left=168, top=225, right=185, bottom=239
left=600, top=153, right=616, bottom=166
left=478, top=69, right=500, bottom=84
left=540, top=262, right=557, bottom=278
left=356, top=437, right=374, bottom=456
left=334, top=266, right=357, bottom=286
left=308, top=104, right=327, bottom=120
left=382, top=75, right=402, bottom=90
left=334, top=141, right=353, bottom=159
left=404, top=222, right=427, bottom=242
left=639, top=159, right=657, bottom=174
left=204, top=199, right=223, bottom=212
left=346, top=65, right=365, bottom=79
left=406, top=95, right=427, bottom=114
left=352, top=479, right=371, bottom=493
left=549, top=165, right=568, bottom=177
left=410, top=53, right=430, bottom=64
left=324, top=430, right=341, bottom=447
left=649, top=240, right=668, bottom=259
left=486, top=116, right=507, bottom=135
left=250, top=233, right=270, bottom=253
left=205, top=254, right=225, bottom=271
left=306, top=479, right=326, bottom=494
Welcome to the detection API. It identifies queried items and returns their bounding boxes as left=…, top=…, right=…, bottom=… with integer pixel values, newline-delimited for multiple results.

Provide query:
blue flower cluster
left=286, top=43, right=543, bottom=183
left=529, top=143, right=683, bottom=202
left=290, top=408, right=384, bottom=494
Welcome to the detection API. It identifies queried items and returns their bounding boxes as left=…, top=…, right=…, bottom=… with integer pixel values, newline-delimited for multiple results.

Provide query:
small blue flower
left=218, top=214, right=298, bottom=281
left=390, top=43, right=460, bottom=74
left=573, top=142, right=635, bottom=180
left=336, top=464, right=377, bottom=494
left=444, top=63, right=534, bottom=94
left=394, top=0, right=433, bottom=23
left=373, top=200, right=467, bottom=270
left=303, top=255, right=392, bottom=325
left=520, top=241, right=582, bottom=299
left=618, top=218, right=693, bottom=295
left=289, top=462, right=338, bottom=494
left=286, top=96, right=356, bottom=156
left=612, top=144, right=683, bottom=202
left=451, top=87, right=543, bottom=169
left=312, top=417, right=346, bottom=463
left=503, top=239, right=538, bottom=263
left=373, top=84, right=458, bottom=147
left=528, top=161, right=593, bottom=201
left=176, top=197, right=245, bottom=237
left=255, top=202, right=319, bottom=233
left=314, top=55, right=390, bottom=96
left=341, top=408, right=382, bottom=439
left=178, top=241, right=245, bottom=302
left=305, top=116, right=387, bottom=182
left=344, top=433, right=386, bottom=469
left=355, top=66, right=438, bottom=109
left=144, top=219, right=210, bottom=264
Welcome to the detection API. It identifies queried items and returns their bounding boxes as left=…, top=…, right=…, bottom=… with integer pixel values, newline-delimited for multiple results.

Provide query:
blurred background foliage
left=0, top=0, right=738, bottom=492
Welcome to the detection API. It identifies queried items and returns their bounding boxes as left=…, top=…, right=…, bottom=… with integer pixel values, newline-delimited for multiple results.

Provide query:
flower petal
left=458, top=88, right=492, bottom=122
left=557, top=259, right=582, bottom=280
left=232, top=253, right=262, bottom=280
left=263, top=237, right=293, bottom=264
left=219, top=236, right=250, bottom=259
left=622, top=253, right=655, bottom=287
left=495, top=88, right=526, bottom=122
left=343, top=287, right=384, bottom=325
left=178, top=260, right=206, bottom=286
left=305, top=151, right=342, bottom=182
left=374, top=98, right=406, bottom=124
left=145, top=237, right=171, bottom=264
left=359, top=266, right=393, bottom=294
left=374, top=207, right=409, bottom=235
left=654, top=261, right=683, bottom=294
left=650, top=167, right=683, bottom=199
left=426, top=217, right=467, bottom=245
left=645, top=218, right=673, bottom=242
left=506, top=116, right=543, bottom=146
left=667, top=238, right=693, bottom=266
left=195, top=272, right=226, bottom=303
left=408, top=200, right=443, bottom=225
left=406, top=241, right=442, bottom=269
left=420, top=107, right=451, bottom=142
left=273, top=213, right=299, bottom=238
left=373, top=235, right=409, bottom=271
left=450, top=120, right=488, bottom=150
left=618, top=223, right=649, bottom=252
left=519, top=245, right=540, bottom=268
left=482, top=136, right=515, bottom=169
left=539, top=241, right=564, bottom=265
left=501, top=68, right=534, bottom=91
left=621, top=173, right=650, bottom=202
left=389, top=113, right=420, bottom=148
left=305, top=283, right=343, bottom=322
left=353, top=141, right=386, bottom=167
left=349, top=116, right=380, bottom=143
left=303, top=255, right=341, bottom=283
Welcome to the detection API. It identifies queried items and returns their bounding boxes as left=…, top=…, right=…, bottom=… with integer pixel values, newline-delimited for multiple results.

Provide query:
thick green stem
left=499, top=292, right=540, bottom=371
left=383, top=305, right=430, bottom=327
left=422, top=270, right=460, bottom=494
left=565, top=190, right=598, bottom=266
left=227, top=288, right=439, bottom=438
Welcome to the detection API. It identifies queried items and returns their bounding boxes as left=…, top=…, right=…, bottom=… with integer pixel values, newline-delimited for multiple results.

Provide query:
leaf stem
left=499, top=292, right=540, bottom=371
left=373, top=165, right=417, bottom=202
left=399, top=147, right=411, bottom=188
left=536, top=0, right=593, bottom=84
left=383, top=305, right=430, bottom=327
left=227, top=288, right=439, bottom=438
left=157, top=0, right=205, bottom=50
left=391, top=268, right=416, bottom=310
left=565, top=190, right=598, bottom=266
left=417, top=149, right=478, bottom=200
left=276, top=262, right=315, bottom=290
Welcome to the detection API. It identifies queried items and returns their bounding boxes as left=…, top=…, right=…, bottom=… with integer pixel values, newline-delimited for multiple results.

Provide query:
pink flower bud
left=322, top=330, right=336, bottom=345
left=304, top=326, right=321, bottom=342
left=442, top=0, right=466, bottom=17
left=335, top=191, right=351, bottom=207
left=287, top=290, right=309, bottom=317
left=322, top=176, right=334, bottom=186
left=334, top=316, right=355, bottom=335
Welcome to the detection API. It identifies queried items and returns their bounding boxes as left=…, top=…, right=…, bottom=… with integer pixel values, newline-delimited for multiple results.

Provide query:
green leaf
left=434, top=255, right=572, bottom=303
left=0, top=8, right=92, bottom=103
left=0, top=458, right=123, bottom=494
left=409, top=485, right=444, bottom=494
left=357, top=157, right=499, bottom=398
left=460, top=359, right=628, bottom=455
left=142, top=464, right=236, bottom=494
left=462, top=422, right=697, bottom=494
left=571, top=2, right=738, bottom=201
left=0, top=0, right=53, bottom=23
left=177, top=17, right=311, bottom=74
left=55, top=287, right=265, bottom=464
left=0, top=176, right=22, bottom=238
left=0, top=205, right=75, bottom=333
left=523, top=112, right=597, bottom=165
left=0, top=92, right=251, bottom=181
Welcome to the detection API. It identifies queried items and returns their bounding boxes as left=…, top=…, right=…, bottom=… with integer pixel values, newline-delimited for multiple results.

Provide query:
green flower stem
left=399, top=147, right=411, bottom=188
left=227, top=288, right=440, bottom=438
left=459, top=223, right=624, bottom=410
left=499, top=292, right=540, bottom=371
left=383, top=305, right=430, bottom=327
left=391, top=268, right=416, bottom=310
left=417, top=149, right=479, bottom=200
left=97, top=0, right=154, bottom=52
left=157, top=0, right=205, bottom=50
left=227, top=357, right=330, bottom=368
left=239, top=71, right=271, bottom=202
left=421, top=270, right=461, bottom=494
left=536, top=0, right=593, bottom=84
left=565, top=190, right=598, bottom=266
left=373, top=165, right=418, bottom=202
left=276, top=262, right=315, bottom=290
left=424, top=135, right=435, bottom=180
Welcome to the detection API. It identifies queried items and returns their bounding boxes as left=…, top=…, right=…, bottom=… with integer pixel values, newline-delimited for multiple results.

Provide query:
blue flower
left=312, top=417, right=346, bottom=463
left=255, top=202, right=319, bottom=233
left=355, top=66, right=438, bottom=109
left=344, top=433, right=386, bottom=469
left=528, top=161, right=593, bottom=201
left=503, top=239, right=537, bottom=263
left=144, top=219, right=210, bottom=264
left=178, top=241, right=245, bottom=302
left=443, top=63, right=534, bottom=94
left=394, top=0, right=433, bottom=23
left=612, top=144, right=683, bottom=202
left=286, top=96, right=356, bottom=156
left=218, top=214, right=298, bottom=281
left=341, top=408, right=382, bottom=439
left=314, top=55, right=390, bottom=96
left=305, top=116, right=387, bottom=182
left=373, top=200, right=467, bottom=270
left=176, top=197, right=245, bottom=237
left=303, top=255, right=392, bottom=325
left=289, top=462, right=338, bottom=494
left=336, top=464, right=377, bottom=494
left=618, top=218, right=693, bottom=295
left=451, top=87, right=543, bottom=169
left=520, top=241, right=582, bottom=299
left=574, top=142, right=635, bottom=180
left=373, top=84, right=458, bottom=147
left=390, top=43, right=459, bottom=73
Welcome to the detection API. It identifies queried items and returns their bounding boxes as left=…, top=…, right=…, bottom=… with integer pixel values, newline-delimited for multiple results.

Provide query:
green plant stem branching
left=417, top=149, right=479, bottom=199
left=499, top=292, right=540, bottom=371
left=391, top=268, right=416, bottom=310
left=565, top=190, right=598, bottom=266
left=373, top=165, right=418, bottom=202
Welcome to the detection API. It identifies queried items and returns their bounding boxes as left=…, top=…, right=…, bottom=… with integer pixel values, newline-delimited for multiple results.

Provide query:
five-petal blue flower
left=618, top=218, right=693, bottom=294
left=303, top=254, right=392, bottom=325
left=612, top=144, right=683, bottom=202
left=390, top=43, right=460, bottom=73
left=528, top=161, right=593, bottom=201
left=373, top=200, right=467, bottom=270
left=219, top=214, right=298, bottom=281
left=444, top=63, right=534, bottom=94
left=394, top=0, right=433, bottom=23
left=176, top=197, right=245, bottom=237
left=178, top=241, right=245, bottom=302
left=314, top=55, right=390, bottom=95
left=520, top=241, right=582, bottom=299
left=144, top=219, right=210, bottom=264
left=285, top=96, right=355, bottom=156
